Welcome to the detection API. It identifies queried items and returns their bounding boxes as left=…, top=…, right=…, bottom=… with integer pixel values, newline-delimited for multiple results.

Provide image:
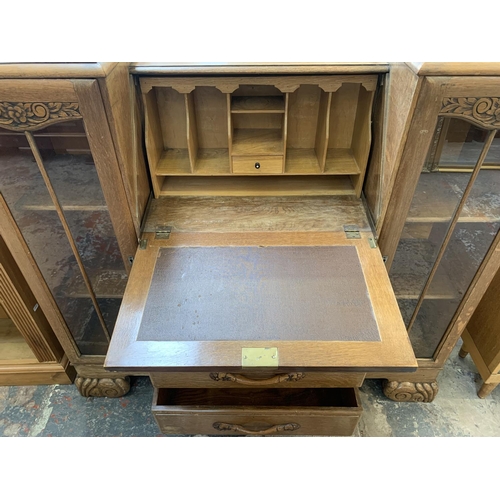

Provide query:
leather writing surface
left=137, top=246, right=380, bottom=342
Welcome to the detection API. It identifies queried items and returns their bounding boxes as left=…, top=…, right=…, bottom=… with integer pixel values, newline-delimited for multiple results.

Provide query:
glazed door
left=0, top=79, right=138, bottom=357
left=380, top=76, right=500, bottom=361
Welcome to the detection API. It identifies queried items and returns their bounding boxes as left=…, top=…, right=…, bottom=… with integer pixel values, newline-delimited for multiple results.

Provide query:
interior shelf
left=194, top=149, right=230, bottom=175
left=324, top=149, right=361, bottom=174
left=231, top=129, right=283, bottom=156
left=160, top=175, right=355, bottom=197
left=285, top=149, right=321, bottom=174
left=231, top=96, right=285, bottom=114
left=156, top=149, right=191, bottom=175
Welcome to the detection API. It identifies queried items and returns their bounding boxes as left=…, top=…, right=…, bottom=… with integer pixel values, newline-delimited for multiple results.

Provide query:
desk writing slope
left=105, top=230, right=416, bottom=372
left=138, top=246, right=380, bottom=342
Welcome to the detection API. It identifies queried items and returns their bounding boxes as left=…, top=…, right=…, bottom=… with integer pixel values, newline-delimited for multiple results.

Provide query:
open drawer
left=153, top=387, right=362, bottom=436
left=105, top=195, right=417, bottom=375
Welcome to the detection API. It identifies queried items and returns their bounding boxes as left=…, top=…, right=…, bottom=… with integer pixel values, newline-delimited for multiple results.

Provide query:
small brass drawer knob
left=254, top=162, right=260, bottom=169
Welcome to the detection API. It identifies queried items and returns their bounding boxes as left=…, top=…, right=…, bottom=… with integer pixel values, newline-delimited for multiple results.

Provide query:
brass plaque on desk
left=242, top=347, right=278, bottom=368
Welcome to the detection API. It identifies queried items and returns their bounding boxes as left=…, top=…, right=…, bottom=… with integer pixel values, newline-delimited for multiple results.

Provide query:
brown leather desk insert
left=137, top=246, right=380, bottom=343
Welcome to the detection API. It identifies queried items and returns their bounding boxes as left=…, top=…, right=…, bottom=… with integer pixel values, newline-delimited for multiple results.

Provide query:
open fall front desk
left=104, top=66, right=416, bottom=436
left=105, top=196, right=417, bottom=436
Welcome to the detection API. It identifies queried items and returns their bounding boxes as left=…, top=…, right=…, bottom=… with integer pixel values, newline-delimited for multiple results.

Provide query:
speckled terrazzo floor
left=1, top=342, right=499, bottom=437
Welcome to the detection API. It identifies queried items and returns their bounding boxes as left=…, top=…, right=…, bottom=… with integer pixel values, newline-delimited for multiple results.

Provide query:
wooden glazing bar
left=24, top=132, right=111, bottom=342
left=407, top=129, right=498, bottom=332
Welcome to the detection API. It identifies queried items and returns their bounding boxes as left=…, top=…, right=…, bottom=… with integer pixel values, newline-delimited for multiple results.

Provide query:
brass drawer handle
left=209, top=372, right=305, bottom=385
left=213, top=422, right=300, bottom=436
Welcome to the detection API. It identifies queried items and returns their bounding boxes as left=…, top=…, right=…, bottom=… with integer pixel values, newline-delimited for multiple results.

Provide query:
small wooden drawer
left=232, top=156, right=283, bottom=174
left=150, top=371, right=365, bottom=389
left=153, top=387, right=362, bottom=436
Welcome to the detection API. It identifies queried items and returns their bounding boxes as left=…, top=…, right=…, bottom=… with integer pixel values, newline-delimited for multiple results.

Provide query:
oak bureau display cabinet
left=367, top=63, right=500, bottom=402
left=0, top=63, right=150, bottom=396
left=104, top=63, right=418, bottom=436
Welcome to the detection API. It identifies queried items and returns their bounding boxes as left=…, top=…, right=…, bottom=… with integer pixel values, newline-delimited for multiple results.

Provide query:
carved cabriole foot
left=75, top=376, right=130, bottom=398
left=383, top=380, right=439, bottom=403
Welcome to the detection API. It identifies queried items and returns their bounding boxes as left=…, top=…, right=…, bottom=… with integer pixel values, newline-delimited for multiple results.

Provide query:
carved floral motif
left=440, top=97, right=500, bottom=128
left=0, top=102, right=81, bottom=130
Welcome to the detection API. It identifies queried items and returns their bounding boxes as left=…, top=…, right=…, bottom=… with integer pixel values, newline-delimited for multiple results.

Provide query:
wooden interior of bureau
left=141, top=75, right=376, bottom=198
left=105, top=69, right=417, bottom=435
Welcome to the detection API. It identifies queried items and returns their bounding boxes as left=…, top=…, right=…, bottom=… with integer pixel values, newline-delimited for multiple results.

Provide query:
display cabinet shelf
left=231, top=96, right=285, bottom=113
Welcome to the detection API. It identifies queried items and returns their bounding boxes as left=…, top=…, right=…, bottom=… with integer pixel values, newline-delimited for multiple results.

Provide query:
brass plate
left=242, top=347, right=278, bottom=367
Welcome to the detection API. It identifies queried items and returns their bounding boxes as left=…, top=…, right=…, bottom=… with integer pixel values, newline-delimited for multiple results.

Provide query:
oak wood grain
left=0, top=63, right=116, bottom=79
left=140, top=76, right=379, bottom=94
left=150, top=371, right=365, bottom=388
left=73, top=79, right=138, bottom=271
left=159, top=176, right=355, bottom=196
left=0, top=79, right=78, bottom=101
left=131, top=63, right=389, bottom=75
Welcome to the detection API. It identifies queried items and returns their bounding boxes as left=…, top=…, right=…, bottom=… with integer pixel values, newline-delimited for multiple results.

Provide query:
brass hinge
left=343, top=224, right=361, bottom=239
left=155, top=225, right=172, bottom=240
left=139, top=239, right=148, bottom=250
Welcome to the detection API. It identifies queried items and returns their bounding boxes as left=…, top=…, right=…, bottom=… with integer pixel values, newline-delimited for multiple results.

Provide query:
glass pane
left=0, top=122, right=122, bottom=355
left=432, top=120, right=500, bottom=169
left=32, top=121, right=127, bottom=334
left=389, top=119, right=489, bottom=358
left=409, top=158, right=500, bottom=358
left=389, top=170, right=475, bottom=326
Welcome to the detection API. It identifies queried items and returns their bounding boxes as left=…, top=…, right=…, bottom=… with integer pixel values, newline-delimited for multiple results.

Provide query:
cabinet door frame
left=0, top=78, right=139, bottom=362
left=378, top=75, right=500, bottom=366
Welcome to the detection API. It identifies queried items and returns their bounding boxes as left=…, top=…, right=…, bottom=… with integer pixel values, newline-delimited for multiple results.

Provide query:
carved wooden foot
left=75, top=376, right=130, bottom=398
left=458, top=346, right=469, bottom=358
left=383, top=380, right=439, bottom=403
left=478, top=382, right=498, bottom=399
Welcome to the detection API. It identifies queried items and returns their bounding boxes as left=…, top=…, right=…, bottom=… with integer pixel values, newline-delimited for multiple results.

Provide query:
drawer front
left=150, top=371, right=366, bottom=389
left=232, top=156, right=283, bottom=174
left=153, top=387, right=362, bottom=436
